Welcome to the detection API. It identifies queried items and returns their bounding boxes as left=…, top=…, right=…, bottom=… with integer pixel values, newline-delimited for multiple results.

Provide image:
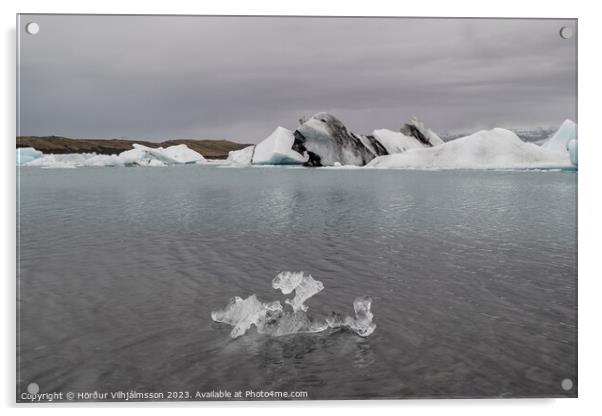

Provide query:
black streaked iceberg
left=542, top=119, right=577, bottom=153
left=293, top=113, right=379, bottom=166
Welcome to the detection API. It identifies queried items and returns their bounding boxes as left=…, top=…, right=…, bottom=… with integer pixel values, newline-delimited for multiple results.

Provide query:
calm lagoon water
left=17, top=166, right=577, bottom=400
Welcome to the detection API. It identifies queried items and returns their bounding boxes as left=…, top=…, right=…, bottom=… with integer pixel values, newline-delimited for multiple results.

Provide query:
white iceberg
left=326, top=296, right=377, bottom=338
left=21, top=143, right=206, bottom=168
left=16, top=147, right=43, bottom=165
left=367, top=128, right=572, bottom=170
left=542, top=119, right=577, bottom=153
left=227, top=145, right=255, bottom=165
left=294, top=113, right=443, bottom=166
left=251, top=127, right=308, bottom=165
left=211, top=295, right=283, bottom=339
left=295, top=113, right=374, bottom=166
left=400, top=117, right=444, bottom=147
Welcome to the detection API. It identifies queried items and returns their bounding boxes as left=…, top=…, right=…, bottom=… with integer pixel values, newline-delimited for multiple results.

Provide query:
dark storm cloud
left=18, top=15, right=576, bottom=143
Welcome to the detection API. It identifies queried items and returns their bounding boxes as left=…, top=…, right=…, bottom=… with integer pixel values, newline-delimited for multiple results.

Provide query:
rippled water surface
left=17, top=166, right=577, bottom=400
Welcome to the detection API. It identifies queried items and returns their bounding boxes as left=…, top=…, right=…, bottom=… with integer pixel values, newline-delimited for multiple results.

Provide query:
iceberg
left=19, top=114, right=447, bottom=169
left=227, top=145, right=255, bottom=165
left=542, top=119, right=577, bottom=153
left=24, top=153, right=95, bottom=168
left=326, top=296, right=377, bottom=338
left=116, top=147, right=163, bottom=166
left=16, top=147, right=43, bottom=165
left=21, top=117, right=574, bottom=171
left=367, top=128, right=572, bottom=170
left=272, top=271, right=324, bottom=313
left=292, top=113, right=443, bottom=167
left=160, top=144, right=206, bottom=164
left=371, top=128, right=431, bottom=154
left=211, top=271, right=376, bottom=339
left=125, top=143, right=205, bottom=165
left=568, top=139, right=578, bottom=166
left=399, top=117, right=444, bottom=147
left=251, top=127, right=307, bottom=165
left=83, top=153, right=129, bottom=167
left=294, top=113, right=376, bottom=166
left=20, top=143, right=206, bottom=168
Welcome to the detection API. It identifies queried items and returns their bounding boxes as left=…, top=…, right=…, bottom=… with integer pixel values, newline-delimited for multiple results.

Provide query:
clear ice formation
left=272, top=271, right=324, bottom=312
left=211, top=271, right=376, bottom=339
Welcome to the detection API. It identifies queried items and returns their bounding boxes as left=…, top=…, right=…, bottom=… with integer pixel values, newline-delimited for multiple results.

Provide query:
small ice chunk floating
left=211, top=271, right=376, bottom=339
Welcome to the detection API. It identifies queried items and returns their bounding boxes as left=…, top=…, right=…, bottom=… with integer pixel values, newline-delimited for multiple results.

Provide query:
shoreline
left=16, top=136, right=250, bottom=159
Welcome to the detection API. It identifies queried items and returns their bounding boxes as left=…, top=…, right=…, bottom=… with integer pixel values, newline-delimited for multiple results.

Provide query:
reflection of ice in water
left=353, top=338, right=376, bottom=369
left=211, top=271, right=376, bottom=339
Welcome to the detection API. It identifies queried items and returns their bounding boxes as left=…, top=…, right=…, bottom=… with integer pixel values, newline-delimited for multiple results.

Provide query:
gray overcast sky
left=18, top=15, right=576, bottom=144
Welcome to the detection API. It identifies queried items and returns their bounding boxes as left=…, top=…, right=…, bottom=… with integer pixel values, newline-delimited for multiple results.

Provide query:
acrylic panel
left=16, top=14, right=577, bottom=402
